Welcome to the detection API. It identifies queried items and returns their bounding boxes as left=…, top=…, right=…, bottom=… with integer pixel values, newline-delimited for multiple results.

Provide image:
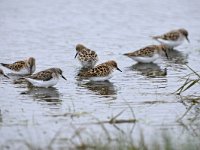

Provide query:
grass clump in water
left=176, top=64, right=200, bottom=95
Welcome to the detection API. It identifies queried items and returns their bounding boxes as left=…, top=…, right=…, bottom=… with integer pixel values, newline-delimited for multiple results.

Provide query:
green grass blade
left=185, top=64, right=200, bottom=78
left=182, top=79, right=200, bottom=92
left=176, top=77, right=190, bottom=94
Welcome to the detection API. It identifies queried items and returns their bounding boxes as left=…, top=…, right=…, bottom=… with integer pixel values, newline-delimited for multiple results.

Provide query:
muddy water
left=0, top=0, right=200, bottom=149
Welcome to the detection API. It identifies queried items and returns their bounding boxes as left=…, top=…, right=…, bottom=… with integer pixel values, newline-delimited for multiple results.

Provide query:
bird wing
left=79, top=49, right=97, bottom=61
left=1, top=61, right=26, bottom=71
left=153, top=31, right=180, bottom=41
left=88, top=50, right=98, bottom=61
left=27, top=70, right=53, bottom=81
left=124, top=46, right=155, bottom=57
left=78, top=64, right=110, bottom=77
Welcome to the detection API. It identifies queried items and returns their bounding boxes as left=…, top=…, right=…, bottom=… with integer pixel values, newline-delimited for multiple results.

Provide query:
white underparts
left=26, top=77, right=59, bottom=88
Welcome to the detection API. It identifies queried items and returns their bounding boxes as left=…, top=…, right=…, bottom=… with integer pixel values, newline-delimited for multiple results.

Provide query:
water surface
left=0, top=0, right=200, bottom=149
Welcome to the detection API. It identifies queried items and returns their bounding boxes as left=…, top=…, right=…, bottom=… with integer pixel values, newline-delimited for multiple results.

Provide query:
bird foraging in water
left=78, top=60, right=122, bottom=81
left=123, top=45, right=169, bottom=63
left=1, top=57, right=36, bottom=75
left=151, top=28, right=189, bottom=48
left=75, top=44, right=98, bottom=68
left=22, top=68, right=67, bottom=88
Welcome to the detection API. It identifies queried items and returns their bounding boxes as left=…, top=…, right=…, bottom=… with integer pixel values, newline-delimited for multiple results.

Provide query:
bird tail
left=77, top=72, right=83, bottom=76
left=123, top=53, right=129, bottom=56
left=123, top=53, right=135, bottom=57
left=0, top=63, right=9, bottom=67
left=0, top=63, right=13, bottom=70
left=150, top=35, right=159, bottom=40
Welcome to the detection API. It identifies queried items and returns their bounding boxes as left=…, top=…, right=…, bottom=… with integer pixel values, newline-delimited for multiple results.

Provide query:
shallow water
left=0, top=0, right=200, bottom=149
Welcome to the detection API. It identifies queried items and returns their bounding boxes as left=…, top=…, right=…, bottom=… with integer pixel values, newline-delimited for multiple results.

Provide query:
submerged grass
left=176, top=65, right=200, bottom=120
left=2, top=131, right=200, bottom=150
left=71, top=131, right=200, bottom=150
left=1, top=113, right=200, bottom=150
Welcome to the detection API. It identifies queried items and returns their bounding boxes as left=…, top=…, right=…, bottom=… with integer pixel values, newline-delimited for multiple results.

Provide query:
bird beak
left=117, top=67, right=122, bottom=72
left=186, top=36, right=190, bottom=43
left=164, top=51, right=169, bottom=59
left=74, top=52, right=78, bottom=58
left=61, top=75, right=67, bottom=80
left=4, top=74, right=10, bottom=79
left=30, top=65, right=33, bottom=74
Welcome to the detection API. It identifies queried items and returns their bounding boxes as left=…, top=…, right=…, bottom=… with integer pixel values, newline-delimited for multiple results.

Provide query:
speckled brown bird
left=1, top=57, right=36, bottom=75
left=78, top=60, right=122, bottom=81
left=24, top=68, right=67, bottom=88
left=152, top=28, right=189, bottom=48
left=123, top=45, right=169, bottom=63
left=75, top=44, right=98, bottom=68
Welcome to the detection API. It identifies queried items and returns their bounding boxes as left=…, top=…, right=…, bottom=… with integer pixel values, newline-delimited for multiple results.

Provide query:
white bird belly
left=89, top=74, right=113, bottom=81
left=26, top=78, right=59, bottom=88
left=156, top=38, right=184, bottom=48
left=131, top=54, right=159, bottom=63
left=9, top=68, right=30, bottom=75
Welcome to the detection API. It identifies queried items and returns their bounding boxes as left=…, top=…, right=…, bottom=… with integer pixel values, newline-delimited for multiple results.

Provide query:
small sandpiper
left=123, top=45, right=169, bottom=63
left=0, top=68, right=9, bottom=79
left=78, top=60, right=122, bottom=81
left=75, top=44, right=98, bottom=68
left=23, top=68, right=67, bottom=88
left=1, top=57, right=36, bottom=75
left=151, top=28, right=189, bottom=48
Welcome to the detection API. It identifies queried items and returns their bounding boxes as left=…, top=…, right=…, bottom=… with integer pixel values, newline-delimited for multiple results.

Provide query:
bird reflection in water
left=131, top=63, right=167, bottom=78
left=166, top=49, right=188, bottom=64
left=21, top=87, right=61, bottom=105
left=78, top=81, right=117, bottom=99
